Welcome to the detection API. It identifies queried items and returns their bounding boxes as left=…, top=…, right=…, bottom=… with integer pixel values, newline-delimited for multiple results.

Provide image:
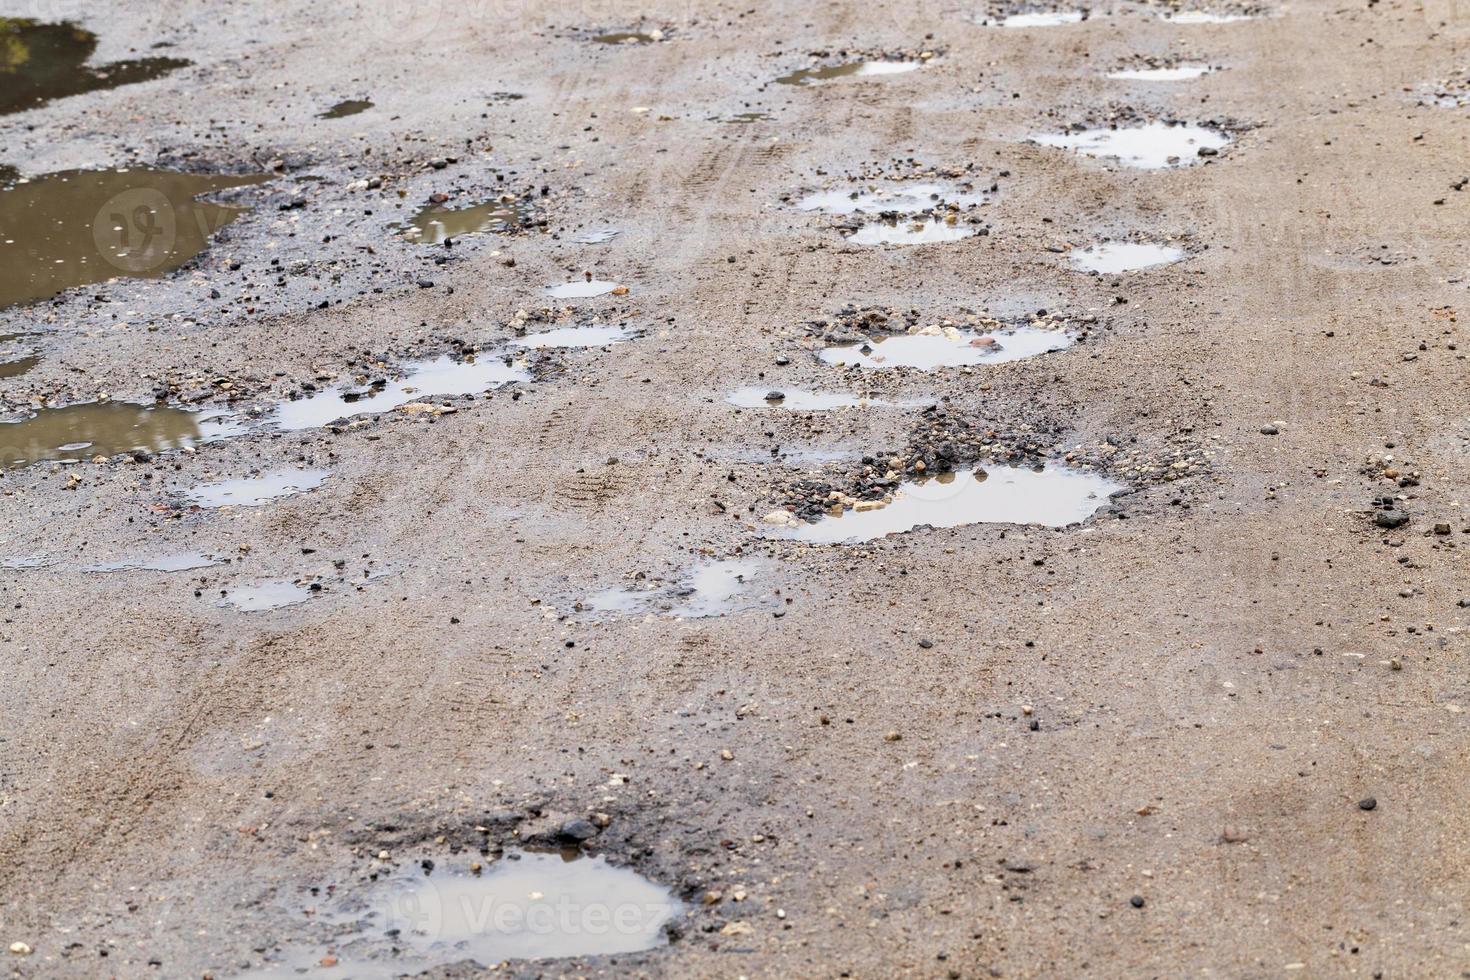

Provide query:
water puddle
left=995, top=11, right=1085, bottom=26
left=725, top=387, right=918, bottom=410
left=185, top=469, right=330, bottom=508
left=1069, top=241, right=1185, bottom=273
left=1032, top=122, right=1230, bottom=170
left=820, top=325, right=1072, bottom=369
left=849, top=217, right=975, bottom=246
left=320, top=99, right=373, bottom=119
left=796, top=182, right=993, bottom=215
left=239, top=849, right=681, bottom=977
left=782, top=465, right=1122, bottom=543
left=86, top=552, right=224, bottom=573
left=220, top=580, right=314, bottom=612
left=0, top=402, right=238, bottom=467
left=398, top=199, right=533, bottom=245
left=546, top=279, right=622, bottom=299
left=717, top=111, right=774, bottom=123
left=593, top=31, right=660, bottom=43
left=588, top=559, right=771, bottom=619
left=0, top=167, right=270, bottom=309
left=266, top=355, right=528, bottom=431
left=1108, top=64, right=1212, bottom=81
left=510, top=324, right=636, bottom=349
left=0, top=18, right=189, bottom=116
left=0, top=554, right=52, bottom=570
left=775, top=60, right=920, bottom=86
left=1159, top=10, right=1253, bottom=22
left=0, top=353, right=38, bottom=378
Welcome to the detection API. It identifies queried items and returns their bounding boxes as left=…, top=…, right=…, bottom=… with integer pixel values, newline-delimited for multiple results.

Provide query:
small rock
left=884, top=730, right=902, bottom=742
left=1259, top=424, right=1279, bottom=435
left=559, top=818, right=599, bottom=841
left=1358, top=797, right=1377, bottom=811
left=1375, top=510, right=1410, bottom=529
left=1129, top=895, right=1146, bottom=908
left=8, top=942, right=31, bottom=956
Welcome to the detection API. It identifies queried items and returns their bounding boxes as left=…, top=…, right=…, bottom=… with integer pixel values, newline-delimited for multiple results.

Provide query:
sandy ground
left=4, top=0, right=1470, bottom=976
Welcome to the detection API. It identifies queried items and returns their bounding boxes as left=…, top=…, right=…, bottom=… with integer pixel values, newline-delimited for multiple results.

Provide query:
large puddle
left=782, top=465, right=1122, bottom=543
left=240, top=850, right=681, bottom=977
left=1032, top=122, right=1230, bottom=169
left=819, top=325, right=1072, bottom=369
left=1069, top=241, right=1185, bottom=273
left=796, top=182, right=993, bottom=215
left=185, top=469, right=330, bottom=508
left=266, top=355, right=529, bottom=431
left=0, top=167, right=269, bottom=309
left=398, top=199, right=534, bottom=245
left=0, top=18, right=189, bottom=116
left=775, top=60, right=920, bottom=86
left=587, top=559, right=771, bottom=619
left=0, top=403, right=238, bottom=466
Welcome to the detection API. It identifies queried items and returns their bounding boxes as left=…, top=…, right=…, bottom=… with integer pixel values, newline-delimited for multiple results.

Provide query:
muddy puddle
left=796, top=183, right=993, bottom=215
left=780, top=465, right=1122, bottom=544
left=0, top=402, right=239, bottom=467
left=587, top=559, right=771, bottom=619
left=0, top=167, right=269, bottom=309
left=1032, top=122, right=1229, bottom=169
left=1069, top=241, right=1185, bottom=273
left=820, top=325, right=1072, bottom=369
left=398, top=199, right=534, bottom=245
left=219, top=580, right=314, bottom=612
left=0, top=17, right=189, bottom=116
left=546, top=279, right=622, bottom=299
left=320, top=99, right=373, bottom=118
left=849, top=217, right=975, bottom=246
left=185, top=469, right=330, bottom=508
left=0, top=353, right=38, bottom=378
left=1108, top=64, right=1212, bottom=80
left=266, top=355, right=528, bottom=431
left=511, top=324, right=636, bottom=348
left=593, top=31, right=661, bottom=43
left=240, top=849, right=681, bottom=977
left=776, top=60, right=920, bottom=86
left=86, top=552, right=225, bottom=573
left=717, top=111, right=774, bottom=123
left=726, top=387, right=926, bottom=410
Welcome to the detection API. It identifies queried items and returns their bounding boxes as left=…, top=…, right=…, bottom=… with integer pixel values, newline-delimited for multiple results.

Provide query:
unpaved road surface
left=4, top=0, right=1470, bottom=976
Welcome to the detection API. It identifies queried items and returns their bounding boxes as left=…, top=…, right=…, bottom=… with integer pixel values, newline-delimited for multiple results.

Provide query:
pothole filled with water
left=0, top=17, right=189, bottom=116
left=86, top=552, right=224, bottom=573
left=0, top=167, right=269, bottom=309
left=265, top=355, right=528, bottom=431
left=586, top=559, right=772, bottom=619
left=219, top=580, right=315, bottom=612
left=1108, top=63, right=1212, bottom=81
left=593, top=30, right=662, bottom=43
left=0, top=402, right=239, bottom=466
left=989, top=10, right=1086, bottom=27
left=848, top=217, right=976, bottom=246
left=185, top=469, right=330, bottom=508
left=240, top=849, right=682, bottom=977
left=726, top=387, right=926, bottom=410
left=776, top=465, right=1122, bottom=543
left=546, top=279, right=623, bottom=299
left=511, top=324, right=637, bottom=349
left=320, top=99, right=373, bottom=119
left=775, top=60, right=921, bottom=86
left=820, top=325, right=1073, bottom=369
left=397, top=199, right=535, bottom=245
left=1069, top=241, right=1185, bottom=273
left=1032, top=121, right=1230, bottom=169
left=0, top=353, right=38, bottom=378
left=795, top=182, right=994, bottom=215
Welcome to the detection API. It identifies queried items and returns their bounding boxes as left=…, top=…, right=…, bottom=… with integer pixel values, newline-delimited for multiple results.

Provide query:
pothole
left=0, top=17, right=189, bottom=116
left=820, top=324, right=1073, bottom=369
left=775, top=59, right=922, bottom=86
left=184, top=469, right=331, bottom=508
left=851, top=217, right=976, bottom=246
left=1032, top=121, right=1230, bottom=169
left=240, top=849, right=682, bottom=977
left=726, top=387, right=927, bottom=410
left=795, top=182, right=994, bottom=215
left=397, top=199, right=535, bottom=245
left=219, top=580, right=315, bottom=612
left=510, top=324, right=637, bottom=349
left=593, top=30, right=663, bottom=43
left=586, top=559, right=772, bottom=619
left=85, top=552, right=225, bottom=573
left=0, top=167, right=270, bottom=309
left=320, top=99, right=374, bottom=119
left=1069, top=241, right=1185, bottom=273
left=265, top=355, right=529, bottom=431
left=0, top=403, right=239, bottom=467
left=772, top=465, right=1122, bottom=543
left=546, top=279, right=624, bottom=299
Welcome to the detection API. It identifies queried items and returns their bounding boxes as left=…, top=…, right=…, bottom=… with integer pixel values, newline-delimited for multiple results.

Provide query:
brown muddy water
left=0, top=17, right=188, bottom=116
left=0, top=402, right=239, bottom=466
left=319, top=98, right=373, bottom=118
left=775, top=60, right=921, bottom=85
left=0, top=168, right=269, bottom=308
left=398, top=199, right=534, bottom=245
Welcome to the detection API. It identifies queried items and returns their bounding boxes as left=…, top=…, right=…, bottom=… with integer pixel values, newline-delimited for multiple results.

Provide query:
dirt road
left=3, top=0, right=1470, bottom=976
